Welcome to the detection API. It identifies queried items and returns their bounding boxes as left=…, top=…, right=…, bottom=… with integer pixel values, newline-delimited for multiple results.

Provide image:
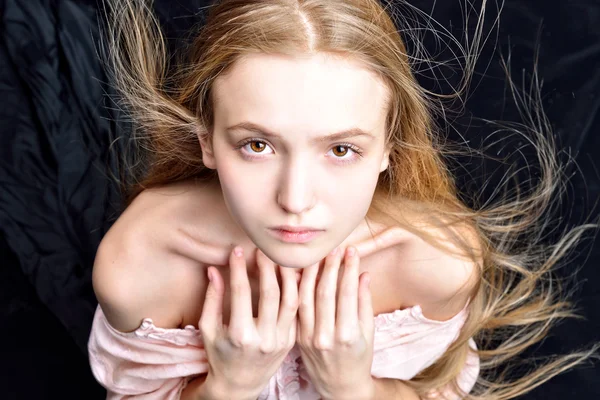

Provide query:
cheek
left=339, top=164, right=381, bottom=193
left=344, top=169, right=381, bottom=207
left=328, top=174, right=377, bottom=212
left=336, top=187, right=374, bottom=212
left=219, top=170, right=270, bottom=215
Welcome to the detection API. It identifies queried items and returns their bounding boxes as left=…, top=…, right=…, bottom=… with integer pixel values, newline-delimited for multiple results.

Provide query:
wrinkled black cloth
left=0, top=0, right=598, bottom=399
left=0, top=0, right=123, bottom=354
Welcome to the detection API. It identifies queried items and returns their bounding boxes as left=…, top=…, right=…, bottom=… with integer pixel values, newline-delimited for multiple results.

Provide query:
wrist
left=322, top=378, right=376, bottom=400
left=201, top=375, right=259, bottom=400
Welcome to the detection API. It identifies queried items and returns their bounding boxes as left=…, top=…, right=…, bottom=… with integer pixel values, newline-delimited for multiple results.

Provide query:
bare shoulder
left=93, top=225, right=207, bottom=333
left=388, top=215, right=481, bottom=321
left=122, top=178, right=221, bottom=228
left=92, top=179, right=218, bottom=332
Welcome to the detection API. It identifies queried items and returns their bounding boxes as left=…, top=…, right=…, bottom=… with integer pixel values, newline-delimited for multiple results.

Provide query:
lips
left=269, top=227, right=323, bottom=243
left=272, top=225, right=324, bottom=233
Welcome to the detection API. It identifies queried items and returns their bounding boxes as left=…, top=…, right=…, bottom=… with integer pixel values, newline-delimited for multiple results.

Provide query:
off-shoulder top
left=88, top=300, right=479, bottom=399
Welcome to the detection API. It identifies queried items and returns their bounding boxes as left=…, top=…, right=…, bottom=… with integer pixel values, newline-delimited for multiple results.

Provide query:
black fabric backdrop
left=0, top=0, right=598, bottom=399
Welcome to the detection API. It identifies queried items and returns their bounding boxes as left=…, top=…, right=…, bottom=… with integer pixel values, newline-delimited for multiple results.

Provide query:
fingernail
left=233, top=246, right=243, bottom=257
left=347, top=246, right=356, bottom=257
left=329, top=246, right=339, bottom=256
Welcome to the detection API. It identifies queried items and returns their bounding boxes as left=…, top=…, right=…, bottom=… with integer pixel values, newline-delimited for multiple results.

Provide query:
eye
left=235, top=138, right=364, bottom=164
left=331, top=145, right=348, bottom=157
left=248, top=140, right=268, bottom=153
left=237, top=139, right=274, bottom=156
left=327, top=143, right=364, bottom=164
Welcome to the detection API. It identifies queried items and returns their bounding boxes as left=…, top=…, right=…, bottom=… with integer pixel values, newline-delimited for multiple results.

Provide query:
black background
left=0, top=0, right=598, bottom=398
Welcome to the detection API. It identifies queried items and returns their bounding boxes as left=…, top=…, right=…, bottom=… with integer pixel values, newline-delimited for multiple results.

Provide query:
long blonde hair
left=101, top=0, right=599, bottom=398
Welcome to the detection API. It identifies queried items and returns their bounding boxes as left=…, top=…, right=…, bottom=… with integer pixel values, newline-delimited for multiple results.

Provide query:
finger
left=278, top=265, right=299, bottom=336
left=358, top=271, right=374, bottom=339
left=199, top=266, right=224, bottom=340
left=314, top=247, right=342, bottom=347
left=228, top=246, right=254, bottom=332
left=289, top=314, right=298, bottom=347
left=297, top=261, right=319, bottom=339
left=257, top=249, right=280, bottom=333
left=336, top=247, right=360, bottom=331
left=353, top=226, right=411, bottom=259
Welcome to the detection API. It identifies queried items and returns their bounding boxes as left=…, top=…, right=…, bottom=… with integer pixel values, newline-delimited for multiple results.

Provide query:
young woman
left=88, top=0, right=598, bottom=399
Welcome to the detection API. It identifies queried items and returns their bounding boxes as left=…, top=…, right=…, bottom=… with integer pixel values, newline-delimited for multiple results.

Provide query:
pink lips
left=269, top=228, right=323, bottom=243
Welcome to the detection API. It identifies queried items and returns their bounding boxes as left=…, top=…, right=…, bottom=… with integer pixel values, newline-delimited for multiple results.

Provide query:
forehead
left=212, top=53, right=389, bottom=136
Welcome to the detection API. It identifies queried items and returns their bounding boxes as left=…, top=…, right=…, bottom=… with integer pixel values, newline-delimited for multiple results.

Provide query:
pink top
left=88, top=301, right=479, bottom=399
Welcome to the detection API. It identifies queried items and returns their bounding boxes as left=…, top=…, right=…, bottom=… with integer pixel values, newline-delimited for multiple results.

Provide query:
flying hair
left=97, top=1, right=600, bottom=398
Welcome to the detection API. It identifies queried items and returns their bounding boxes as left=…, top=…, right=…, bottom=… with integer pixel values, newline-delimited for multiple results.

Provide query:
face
left=201, top=52, right=391, bottom=268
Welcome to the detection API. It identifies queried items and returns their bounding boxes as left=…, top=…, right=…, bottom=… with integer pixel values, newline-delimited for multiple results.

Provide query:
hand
left=296, top=246, right=376, bottom=400
left=199, top=246, right=299, bottom=400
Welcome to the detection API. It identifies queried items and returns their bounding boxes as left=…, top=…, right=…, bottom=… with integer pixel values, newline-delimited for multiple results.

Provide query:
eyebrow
left=225, top=121, right=376, bottom=143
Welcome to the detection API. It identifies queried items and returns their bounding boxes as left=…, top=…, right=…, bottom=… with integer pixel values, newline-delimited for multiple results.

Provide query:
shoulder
left=92, top=180, right=216, bottom=332
left=92, top=230, right=198, bottom=333
left=390, top=217, right=481, bottom=321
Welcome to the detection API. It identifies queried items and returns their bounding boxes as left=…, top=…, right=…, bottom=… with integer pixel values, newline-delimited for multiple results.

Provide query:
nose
left=276, top=158, right=316, bottom=215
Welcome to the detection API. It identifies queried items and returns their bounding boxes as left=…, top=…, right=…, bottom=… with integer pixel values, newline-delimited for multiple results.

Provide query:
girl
left=89, top=0, right=598, bottom=399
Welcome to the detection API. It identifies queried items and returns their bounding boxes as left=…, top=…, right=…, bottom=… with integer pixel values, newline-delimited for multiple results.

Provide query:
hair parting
left=99, top=0, right=600, bottom=398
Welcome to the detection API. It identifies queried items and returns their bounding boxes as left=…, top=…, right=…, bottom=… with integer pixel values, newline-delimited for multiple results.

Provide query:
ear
left=379, top=145, right=391, bottom=173
left=198, top=131, right=217, bottom=170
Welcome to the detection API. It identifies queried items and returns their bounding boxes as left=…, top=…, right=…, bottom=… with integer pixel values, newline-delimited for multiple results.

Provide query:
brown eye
left=250, top=141, right=266, bottom=153
left=332, top=145, right=349, bottom=157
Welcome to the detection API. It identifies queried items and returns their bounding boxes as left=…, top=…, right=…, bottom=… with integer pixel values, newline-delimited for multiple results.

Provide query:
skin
left=199, top=52, right=391, bottom=270
left=94, top=51, right=477, bottom=400
left=191, top=52, right=415, bottom=398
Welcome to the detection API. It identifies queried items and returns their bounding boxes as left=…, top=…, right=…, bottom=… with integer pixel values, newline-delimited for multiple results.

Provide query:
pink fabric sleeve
left=88, top=307, right=209, bottom=400
left=88, top=301, right=480, bottom=399
left=369, top=303, right=480, bottom=399
left=423, top=338, right=480, bottom=400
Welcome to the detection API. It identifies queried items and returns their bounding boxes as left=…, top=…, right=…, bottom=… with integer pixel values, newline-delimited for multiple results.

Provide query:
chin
left=269, top=253, right=320, bottom=269
left=259, top=245, right=330, bottom=269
